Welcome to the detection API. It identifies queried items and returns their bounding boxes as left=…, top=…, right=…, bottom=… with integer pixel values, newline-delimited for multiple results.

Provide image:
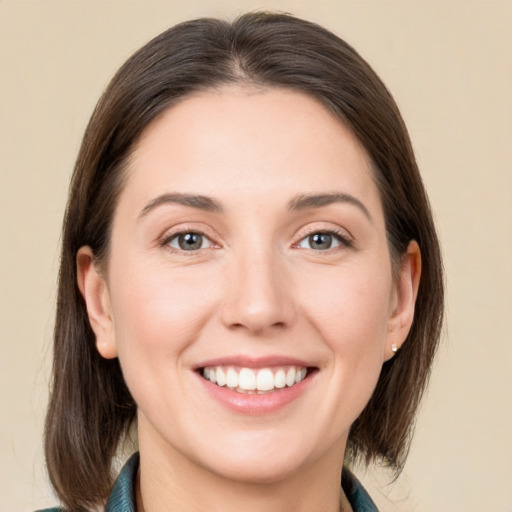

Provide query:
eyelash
left=160, top=227, right=353, bottom=254
left=160, top=229, right=216, bottom=254
left=295, top=228, right=353, bottom=251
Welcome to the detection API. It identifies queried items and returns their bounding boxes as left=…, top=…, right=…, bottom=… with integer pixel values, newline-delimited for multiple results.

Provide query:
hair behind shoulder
left=45, top=11, right=443, bottom=510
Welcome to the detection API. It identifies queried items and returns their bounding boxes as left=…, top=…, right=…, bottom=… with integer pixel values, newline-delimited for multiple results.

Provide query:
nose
left=220, top=248, right=296, bottom=335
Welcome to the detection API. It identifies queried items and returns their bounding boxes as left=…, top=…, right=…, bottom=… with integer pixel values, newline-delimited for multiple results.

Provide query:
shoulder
left=34, top=508, right=64, bottom=512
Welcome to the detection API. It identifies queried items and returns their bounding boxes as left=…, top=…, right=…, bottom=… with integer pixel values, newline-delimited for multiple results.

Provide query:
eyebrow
left=139, top=193, right=223, bottom=218
left=287, top=193, right=372, bottom=222
left=138, top=191, right=371, bottom=222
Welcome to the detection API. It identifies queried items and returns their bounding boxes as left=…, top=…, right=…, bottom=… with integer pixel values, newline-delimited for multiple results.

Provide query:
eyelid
left=159, top=224, right=221, bottom=251
left=293, top=224, right=354, bottom=250
left=167, top=232, right=213, bottom=251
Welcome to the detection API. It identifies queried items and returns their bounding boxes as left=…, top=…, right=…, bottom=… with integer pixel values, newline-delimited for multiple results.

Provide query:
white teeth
left=256, top=369, right=274, bottom=391
left=239, top=368, right=256, bottom=390
left=202, top=365, right=309, bottom=393
left=226, top=367, right=239, bottom=388
left=215, top=367, right=226, bottom=387
left=286, top=367, right=296, bottom=387
left=295, top=368, right=307, bottom=384
left=274, top=369, right=286, bottom=388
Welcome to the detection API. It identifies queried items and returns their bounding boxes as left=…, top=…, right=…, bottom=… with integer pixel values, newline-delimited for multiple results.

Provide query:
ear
left=385, top=240, right=421, bottom=360
left=76, top=246, right=118, bottom=359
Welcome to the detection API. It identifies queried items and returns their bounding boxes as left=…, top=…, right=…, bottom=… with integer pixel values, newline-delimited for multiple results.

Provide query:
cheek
left=285, top=263, right=394, bottom=442
left=301, top=263, right=393, bottom=352
left=299, top=261, right=393, bottom=404
left=107, top=255, right=222, bottom=376
left=105, top=258, right=225, bottom=425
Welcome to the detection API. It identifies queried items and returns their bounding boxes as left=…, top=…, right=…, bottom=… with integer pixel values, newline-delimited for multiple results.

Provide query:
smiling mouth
left=199, top=366, right=315, bottom=394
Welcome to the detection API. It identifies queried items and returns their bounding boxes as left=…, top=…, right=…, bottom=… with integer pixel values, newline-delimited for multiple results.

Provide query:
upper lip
left=193, top=355, right=316, bottom=370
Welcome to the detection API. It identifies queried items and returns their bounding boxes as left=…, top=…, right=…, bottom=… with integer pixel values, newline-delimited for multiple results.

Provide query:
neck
left=136, top=425, right=348, bottom=512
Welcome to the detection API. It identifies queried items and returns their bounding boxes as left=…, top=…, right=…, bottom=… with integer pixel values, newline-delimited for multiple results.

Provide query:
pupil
left=179, top=233, right=202, bottom=250
left=310, top=233, right=332, bottom=250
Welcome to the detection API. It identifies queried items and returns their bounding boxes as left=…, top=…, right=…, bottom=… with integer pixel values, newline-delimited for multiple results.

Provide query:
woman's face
left=79, top=85, right=417, bottom=484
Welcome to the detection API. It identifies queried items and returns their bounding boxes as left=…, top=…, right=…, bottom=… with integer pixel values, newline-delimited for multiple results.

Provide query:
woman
left=41, top=12, right=443, bottom=512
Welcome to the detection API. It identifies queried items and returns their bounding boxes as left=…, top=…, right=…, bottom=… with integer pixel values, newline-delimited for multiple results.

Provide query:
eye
left=297, top=231, right=349, bottom=251
left=166, top=232, right=212, bottom=251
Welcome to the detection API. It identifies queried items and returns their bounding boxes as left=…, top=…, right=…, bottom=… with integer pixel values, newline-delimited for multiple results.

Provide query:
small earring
left=391, top=343, right=398, bottom=354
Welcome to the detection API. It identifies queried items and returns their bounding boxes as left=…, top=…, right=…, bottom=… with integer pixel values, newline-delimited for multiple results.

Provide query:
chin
left=201, top=452, right=306, bottom=485
left=187, top=429, right=333, bottom=486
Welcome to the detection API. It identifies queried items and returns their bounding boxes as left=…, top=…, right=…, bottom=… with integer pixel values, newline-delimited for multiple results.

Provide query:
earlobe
left=385, top=240, right=421, bottom=360
left=76, top=246, right=118, bottom=359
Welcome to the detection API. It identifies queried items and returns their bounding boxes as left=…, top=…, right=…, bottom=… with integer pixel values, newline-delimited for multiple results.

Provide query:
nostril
left=225, top=319, right=287, bottom=334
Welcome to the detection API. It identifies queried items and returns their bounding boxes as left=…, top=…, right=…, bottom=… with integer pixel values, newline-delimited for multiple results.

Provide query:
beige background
left=1, top=1, right=511, bottom=511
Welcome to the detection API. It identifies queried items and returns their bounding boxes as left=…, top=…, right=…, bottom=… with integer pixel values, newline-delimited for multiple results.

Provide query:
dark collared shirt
left=38, top=452, right=378, bottom=512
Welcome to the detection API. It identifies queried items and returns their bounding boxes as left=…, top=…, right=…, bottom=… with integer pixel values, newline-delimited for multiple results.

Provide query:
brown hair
left=45, top=12, right=444, bottom=511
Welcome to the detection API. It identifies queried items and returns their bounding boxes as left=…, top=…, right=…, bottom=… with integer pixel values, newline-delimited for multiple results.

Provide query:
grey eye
left=298, top=232, right=342, bottom=250
left=168, top=232, right=209, bottom=251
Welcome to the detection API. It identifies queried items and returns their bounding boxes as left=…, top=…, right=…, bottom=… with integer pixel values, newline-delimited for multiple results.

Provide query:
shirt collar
left=342, top=467, right=379, bottom=512
left=105, top=452, right=378, bottom=512
left=105, top=453, right=138, bottom=512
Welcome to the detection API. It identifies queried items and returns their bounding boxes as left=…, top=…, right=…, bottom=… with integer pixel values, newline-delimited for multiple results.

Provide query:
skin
left=77, top=86, right=420, bottom=512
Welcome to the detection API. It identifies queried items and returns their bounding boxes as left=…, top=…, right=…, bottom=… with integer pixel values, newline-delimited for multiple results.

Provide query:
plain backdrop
left=1, top=1, right=511, bottom=511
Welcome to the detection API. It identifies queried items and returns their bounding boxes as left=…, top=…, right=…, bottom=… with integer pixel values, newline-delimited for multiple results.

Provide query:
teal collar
left=342, top=466, right=379, bottom=512
left=105, top=453, right=139, bottom=512
left=105, top=452, right=378, bottom=512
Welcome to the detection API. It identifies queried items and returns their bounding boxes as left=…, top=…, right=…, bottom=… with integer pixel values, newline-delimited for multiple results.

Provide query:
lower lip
left=196, top=371, right=315, bottom=415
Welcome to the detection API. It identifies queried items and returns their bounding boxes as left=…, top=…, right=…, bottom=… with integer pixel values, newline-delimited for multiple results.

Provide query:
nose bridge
left=221, top=241, right=294, bottom=334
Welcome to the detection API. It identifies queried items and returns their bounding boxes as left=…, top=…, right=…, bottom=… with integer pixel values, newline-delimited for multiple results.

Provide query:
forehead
left=123, top=85, right=381, bottom=216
